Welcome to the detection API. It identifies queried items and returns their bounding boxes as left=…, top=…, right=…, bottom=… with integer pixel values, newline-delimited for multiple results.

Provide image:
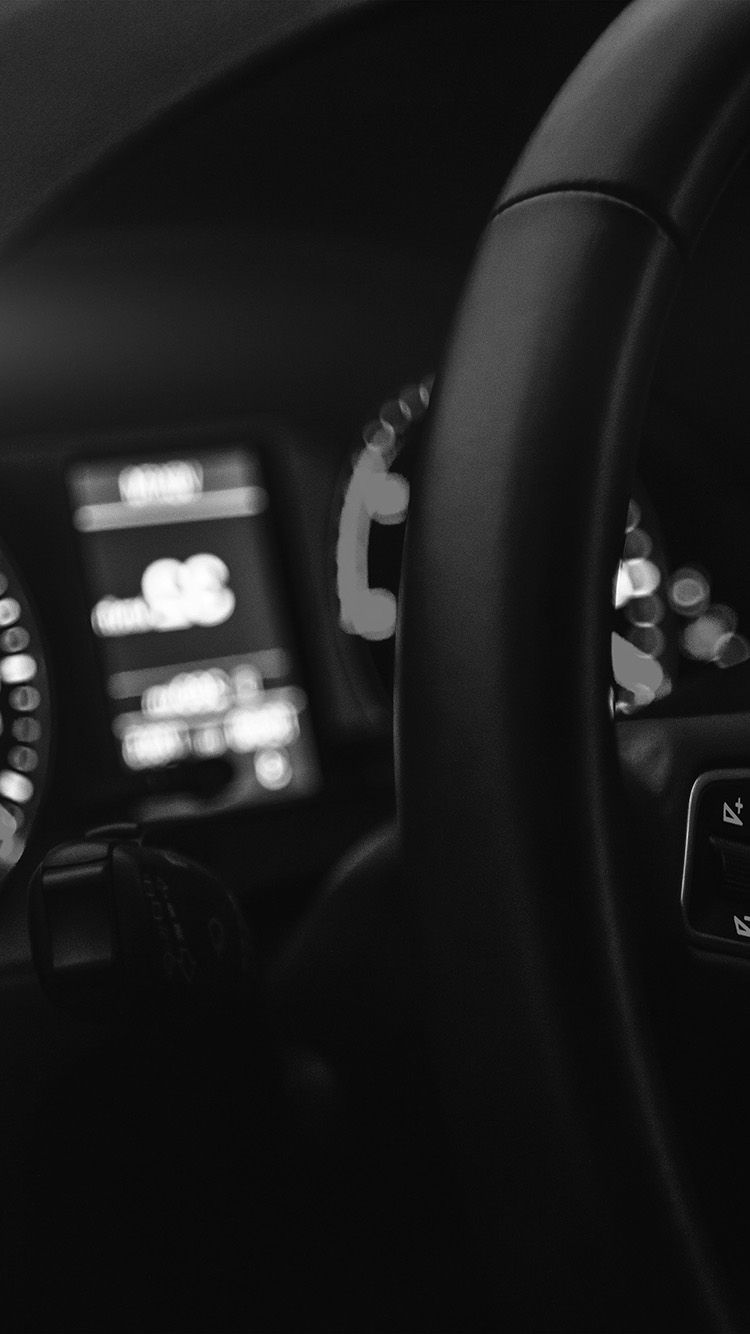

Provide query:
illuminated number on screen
left=182, top=554, right=235, bottom=626
left=141, top=554, right=235, bottom=630
left=141, top=558, right=190, bottom=629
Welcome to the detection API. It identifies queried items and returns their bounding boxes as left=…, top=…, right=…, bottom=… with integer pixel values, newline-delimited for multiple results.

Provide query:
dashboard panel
left=69, top=445, right=318, bottom=809
left=0, top=418, right=399, bottom=910
left=1, top=0, right=749, bottom=917
left=2, top=6, right=750, bottom=1329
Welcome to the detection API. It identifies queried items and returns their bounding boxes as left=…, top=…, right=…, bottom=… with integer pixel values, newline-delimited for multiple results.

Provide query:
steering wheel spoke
left=619, top=710, right=750, bottom=955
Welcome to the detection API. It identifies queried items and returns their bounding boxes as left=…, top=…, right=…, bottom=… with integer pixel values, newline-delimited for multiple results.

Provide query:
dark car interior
left=4, top=0, right=750, bottom=1329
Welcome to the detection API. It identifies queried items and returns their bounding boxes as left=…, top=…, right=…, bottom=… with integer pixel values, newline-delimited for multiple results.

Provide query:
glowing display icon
left=92, top=552, right=236, bottom=637
left=142, top=554, right=235, bottom=629
left=118, top=459, right=203, bottom=506
left=254, top=747, right=292, bottom=791
left=723, top=801, right=743, bottom=827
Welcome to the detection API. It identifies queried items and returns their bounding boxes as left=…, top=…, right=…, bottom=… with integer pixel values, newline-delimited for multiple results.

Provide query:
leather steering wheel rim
left=398, top=2, right=750, bottom=1329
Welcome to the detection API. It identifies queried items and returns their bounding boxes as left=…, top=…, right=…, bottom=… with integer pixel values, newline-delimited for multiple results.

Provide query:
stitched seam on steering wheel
left=492, top=184, right=686, bottom=261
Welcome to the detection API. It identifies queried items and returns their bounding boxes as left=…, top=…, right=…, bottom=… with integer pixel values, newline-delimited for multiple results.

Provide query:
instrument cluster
left=333, top=376, right=750, bottom=717
left=0, top=541, right=50, bottom=879
left=2, top=382, right=748, bottom=891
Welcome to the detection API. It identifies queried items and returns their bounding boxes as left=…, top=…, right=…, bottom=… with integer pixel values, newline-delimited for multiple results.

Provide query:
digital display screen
left=69, top=448, right=319, bottom=810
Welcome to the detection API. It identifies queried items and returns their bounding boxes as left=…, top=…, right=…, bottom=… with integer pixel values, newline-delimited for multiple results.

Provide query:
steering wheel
left=397, top=1, right=750, bottom=1329
left=1, top=1, right=750, bottom=1330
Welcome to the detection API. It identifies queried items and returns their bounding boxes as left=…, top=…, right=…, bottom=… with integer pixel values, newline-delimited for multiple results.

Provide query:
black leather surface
left=399, top=192, right=702, bottom=1329
left=398, top=0, right=750, bottom=1326
left=500, top=0, right=750, bottom=252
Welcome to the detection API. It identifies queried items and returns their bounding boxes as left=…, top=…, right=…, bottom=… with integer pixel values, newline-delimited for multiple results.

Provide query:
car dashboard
left=0, top=1, right=748, bottom=932
left=4, top=3, right=750, bottom=1330
left=0, top=2, right=741, bottom=928
left=0, top=3, right=627, bottom=910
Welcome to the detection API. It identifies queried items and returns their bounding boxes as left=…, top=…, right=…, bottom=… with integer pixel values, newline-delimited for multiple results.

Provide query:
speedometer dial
left=0, top=543, right=50, bottom=877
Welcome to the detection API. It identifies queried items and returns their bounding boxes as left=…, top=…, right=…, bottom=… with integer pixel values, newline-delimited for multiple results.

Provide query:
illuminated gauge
left=662, top=566, right=750, bottom=671
left=335, top=380, right=678, bottom=714
left=0, top=543, right=50, bottom=877
left=611, top=493, right=677, bottom=714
